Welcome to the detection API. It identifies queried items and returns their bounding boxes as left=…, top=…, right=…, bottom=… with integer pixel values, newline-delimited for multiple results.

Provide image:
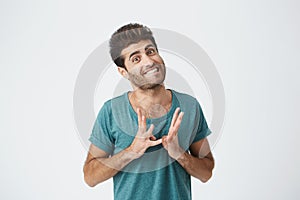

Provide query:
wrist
left=171, top=147, right=185, bottom=160
left=124, top=146, right=143, bottom=160
left=176, top=151, right=190, bottom=166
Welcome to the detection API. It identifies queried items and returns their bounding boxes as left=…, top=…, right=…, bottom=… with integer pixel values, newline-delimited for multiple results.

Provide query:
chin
left=142, top=77, right=165, bottom=89
left=139, top=83, right=160, bottom=90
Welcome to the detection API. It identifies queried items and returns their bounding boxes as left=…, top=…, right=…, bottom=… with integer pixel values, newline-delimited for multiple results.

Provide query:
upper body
left=83, top=23, right=215, bottom=200
left=89, top=89, right=211, bottom=200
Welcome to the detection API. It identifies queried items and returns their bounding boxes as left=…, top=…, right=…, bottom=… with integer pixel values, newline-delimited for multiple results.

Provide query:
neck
left=134, top=84, right=165, bottom=98
left=130, top=84, right=172, bottom=118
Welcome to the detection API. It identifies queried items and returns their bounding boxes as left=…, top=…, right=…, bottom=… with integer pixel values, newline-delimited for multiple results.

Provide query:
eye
left=131, top=56, right=140, bottom=63
left=146, top=48, right=156, bottom=56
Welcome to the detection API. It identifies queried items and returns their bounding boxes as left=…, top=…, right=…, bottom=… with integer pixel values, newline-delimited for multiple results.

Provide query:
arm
left=83, top=144, right=136, bottom=187
left=177, top=138, right=214, bottom=182
left=162, top=107, right=214, bottom=182
left=83, top=108, right=162, bottom=187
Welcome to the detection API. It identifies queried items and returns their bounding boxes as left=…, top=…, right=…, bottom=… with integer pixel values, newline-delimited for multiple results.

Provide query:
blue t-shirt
left=89, top=89, right=211, bottom=200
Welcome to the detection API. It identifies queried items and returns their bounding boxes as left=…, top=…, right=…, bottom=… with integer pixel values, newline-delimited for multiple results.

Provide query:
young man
left=83, top=23, right=214, bottom=200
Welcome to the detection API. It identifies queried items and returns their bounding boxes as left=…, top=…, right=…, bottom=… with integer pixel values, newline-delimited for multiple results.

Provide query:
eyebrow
left=145, top=44, right=154, bottom=50
left=128, top=44, right=155, bottom=60
left=128, top=50, right=140, bottom=61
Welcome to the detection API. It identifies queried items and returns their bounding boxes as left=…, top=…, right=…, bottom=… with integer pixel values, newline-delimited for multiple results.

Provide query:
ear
left=117, top=67, right=129, bottom=79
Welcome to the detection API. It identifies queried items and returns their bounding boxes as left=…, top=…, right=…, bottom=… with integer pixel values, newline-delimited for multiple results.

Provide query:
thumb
left=161, top=136, right=168, bottom=148
left=149, top=138, right=162, bottom=147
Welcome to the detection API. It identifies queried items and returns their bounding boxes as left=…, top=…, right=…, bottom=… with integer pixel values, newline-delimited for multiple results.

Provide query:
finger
left=162, top=135, right=168, bottom=143
left=161, top=136, right=168, bottom=148
left=149, top=138, right=162, bottom=147
left=146, top=124, right=155, bottom=135
left=150, top=135, right=156, bottom=141
left=141, top=115, right=146, bottom=130
left=137, top=108, right=142, bottom=128
left=173, top=112, right=184, bottom=133
left=171, top=107, right=180, bottom=127
left=137, top=107, right=147, bottom=131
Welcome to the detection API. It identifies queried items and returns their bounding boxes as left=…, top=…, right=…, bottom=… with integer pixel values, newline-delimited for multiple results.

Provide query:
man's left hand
left=162, top=107, right=185, bottom=160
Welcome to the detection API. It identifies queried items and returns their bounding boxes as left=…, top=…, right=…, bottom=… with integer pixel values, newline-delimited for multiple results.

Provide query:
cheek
left=124, top=61, right=131, bottom=70
left=156, top=55, right=164, bottom=64
left=127, top=65, right=141, bottom=75
left=124, top=59, right=136, bottom=71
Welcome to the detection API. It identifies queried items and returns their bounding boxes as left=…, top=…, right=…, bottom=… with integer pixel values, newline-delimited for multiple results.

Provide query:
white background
left=1, top=0, right=299, bottom=199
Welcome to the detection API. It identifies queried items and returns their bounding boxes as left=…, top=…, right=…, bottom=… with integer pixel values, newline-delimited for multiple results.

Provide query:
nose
left=141, top=54, right=154, bottom=67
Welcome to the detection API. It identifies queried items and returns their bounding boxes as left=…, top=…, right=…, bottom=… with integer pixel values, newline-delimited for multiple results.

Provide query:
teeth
left=145, top=68, right=158, bottom=74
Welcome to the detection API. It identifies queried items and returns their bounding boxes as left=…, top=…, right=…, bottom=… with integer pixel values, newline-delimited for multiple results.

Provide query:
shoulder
left=102, top=92, right=128, bottom=108
left=171, top=89, right=199, bottom=106
left=97, top=92, right=128, bottom=117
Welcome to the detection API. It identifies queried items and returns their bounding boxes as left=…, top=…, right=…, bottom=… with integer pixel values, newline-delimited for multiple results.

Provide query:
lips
left=144, top=68, right=159, bottom=75
left=142, top=65, right=160, bottom=75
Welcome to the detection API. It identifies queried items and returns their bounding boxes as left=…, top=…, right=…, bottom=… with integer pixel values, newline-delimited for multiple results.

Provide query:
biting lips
left=143, top=67, right=159, bottom=75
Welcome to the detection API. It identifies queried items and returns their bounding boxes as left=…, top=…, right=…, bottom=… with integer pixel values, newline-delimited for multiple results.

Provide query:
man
left=83, top=23, right=214, bottom=200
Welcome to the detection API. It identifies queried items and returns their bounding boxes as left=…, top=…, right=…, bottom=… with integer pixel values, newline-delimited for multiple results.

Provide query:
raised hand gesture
left=126, top=108, right=162, bottom=159
left=162, top=107, right=185, bottom=160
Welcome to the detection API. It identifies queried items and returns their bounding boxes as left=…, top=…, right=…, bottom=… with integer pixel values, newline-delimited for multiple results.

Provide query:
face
left=118, top=40, right=166, bottom=90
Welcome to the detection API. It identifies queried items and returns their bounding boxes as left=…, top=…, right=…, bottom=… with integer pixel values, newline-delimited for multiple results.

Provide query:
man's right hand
left=126, top=108, right=162, bottom=159
left=84, top=108, right=162, bottom=187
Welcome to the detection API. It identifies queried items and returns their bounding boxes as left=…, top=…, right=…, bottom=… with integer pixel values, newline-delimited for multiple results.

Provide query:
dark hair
left=109, top=23, right=158, bottom=69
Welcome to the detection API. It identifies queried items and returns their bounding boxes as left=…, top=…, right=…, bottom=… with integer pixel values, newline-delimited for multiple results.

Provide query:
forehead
left=120, top=39, right=155, bottom=59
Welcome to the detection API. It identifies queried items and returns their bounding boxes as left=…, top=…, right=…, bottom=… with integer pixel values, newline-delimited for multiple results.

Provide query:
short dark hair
left=109, top=23, right=158, bottom=69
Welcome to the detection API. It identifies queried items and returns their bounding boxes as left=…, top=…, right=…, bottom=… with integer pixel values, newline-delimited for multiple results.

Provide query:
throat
left=147, top=104, right=170, bottom=118
left=129, top=89, right=172, bottom=119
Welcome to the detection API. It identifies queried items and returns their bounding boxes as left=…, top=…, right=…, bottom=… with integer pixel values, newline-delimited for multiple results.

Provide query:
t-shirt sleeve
left=89, top=102, right=115, bottom=155
left=192, top=101, right=212, bottom=143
